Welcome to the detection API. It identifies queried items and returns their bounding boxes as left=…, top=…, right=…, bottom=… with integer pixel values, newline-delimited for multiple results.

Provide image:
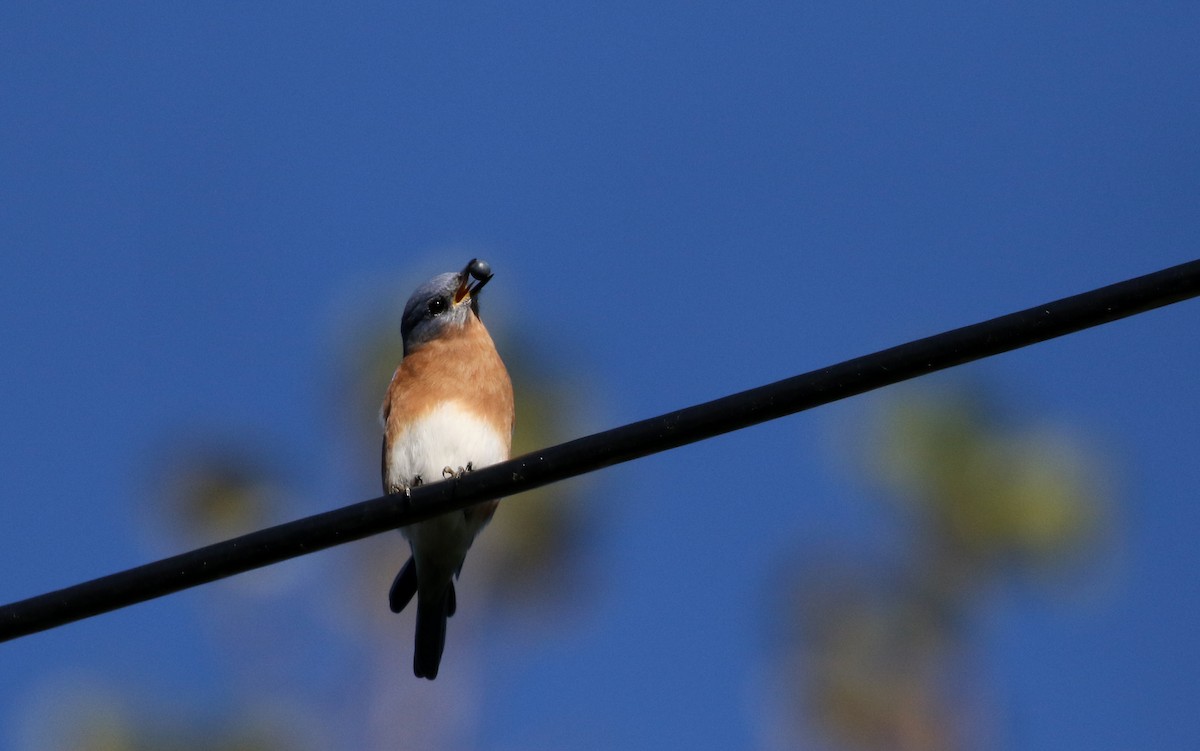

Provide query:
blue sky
left=1, top=3, right=1198, bottom=749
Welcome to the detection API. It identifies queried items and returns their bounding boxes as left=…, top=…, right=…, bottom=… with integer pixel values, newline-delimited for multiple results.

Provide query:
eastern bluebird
left=381, top=258, right=515, bottom=680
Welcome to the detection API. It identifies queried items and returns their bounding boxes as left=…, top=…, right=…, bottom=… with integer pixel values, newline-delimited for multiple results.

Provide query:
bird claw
left=388, top=474, right=423, bottom=498
left=441, top=463, right=474, bottom=480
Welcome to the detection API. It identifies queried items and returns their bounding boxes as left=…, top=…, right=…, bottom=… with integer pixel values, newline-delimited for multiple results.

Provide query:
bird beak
left=453, top=258, right=493, bottom=305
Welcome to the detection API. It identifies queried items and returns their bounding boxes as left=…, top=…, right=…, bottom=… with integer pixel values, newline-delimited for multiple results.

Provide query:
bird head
left=400, top=258, right=494, bottom=354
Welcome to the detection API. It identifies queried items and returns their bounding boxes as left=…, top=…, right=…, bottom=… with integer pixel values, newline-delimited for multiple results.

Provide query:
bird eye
left=427, top=297, right=448, bottom=316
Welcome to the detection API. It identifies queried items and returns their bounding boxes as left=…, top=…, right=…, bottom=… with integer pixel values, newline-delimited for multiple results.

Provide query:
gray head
left=400, top=258, right=494, bottom=355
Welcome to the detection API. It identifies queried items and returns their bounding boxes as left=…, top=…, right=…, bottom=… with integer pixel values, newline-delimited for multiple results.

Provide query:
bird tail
left=390, top=557, right=457, bottom=617
left=389, top=558, right=417, bottom=614
left=413, top=580, right=455, bottom=680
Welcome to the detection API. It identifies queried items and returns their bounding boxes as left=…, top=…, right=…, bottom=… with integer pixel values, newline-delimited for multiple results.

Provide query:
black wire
left=2, top=259, right=1198, bottom=642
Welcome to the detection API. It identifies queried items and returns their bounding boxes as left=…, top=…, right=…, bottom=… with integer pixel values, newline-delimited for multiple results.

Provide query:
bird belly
left=386, top=401, right=509, bottom=575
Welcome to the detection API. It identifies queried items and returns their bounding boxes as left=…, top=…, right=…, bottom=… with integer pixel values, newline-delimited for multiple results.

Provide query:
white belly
left=386, top=401, right=508, bottom=487
left=385, top=401, right=509, bottom=574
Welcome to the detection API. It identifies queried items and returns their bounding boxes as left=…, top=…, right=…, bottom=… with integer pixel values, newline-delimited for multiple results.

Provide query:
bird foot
left=441, top=463, right=474, bottom=479
left=387, top=474, right=423, bottom=497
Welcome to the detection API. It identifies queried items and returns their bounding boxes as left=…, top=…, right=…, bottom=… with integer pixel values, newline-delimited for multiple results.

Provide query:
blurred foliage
left=786, top=567, right=962, bottom=751
left=868, top=392, right=1103, bottom=574
left=151, top=447, right=284, bottom=548
left=778, top=386, right=1112, bottom=751
left=55, top=717, right=298, bottom=751
left=21, top=684, right=309, bottom=751
left=472, top=336, right=589, bottom=603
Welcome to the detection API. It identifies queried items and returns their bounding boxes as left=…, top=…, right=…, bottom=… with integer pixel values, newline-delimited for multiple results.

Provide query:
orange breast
left=382, top=313, right=515, bottom=442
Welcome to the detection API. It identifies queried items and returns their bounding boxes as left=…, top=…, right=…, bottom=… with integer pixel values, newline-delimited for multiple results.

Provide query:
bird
left=380, top=258, right=514, bottom=680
